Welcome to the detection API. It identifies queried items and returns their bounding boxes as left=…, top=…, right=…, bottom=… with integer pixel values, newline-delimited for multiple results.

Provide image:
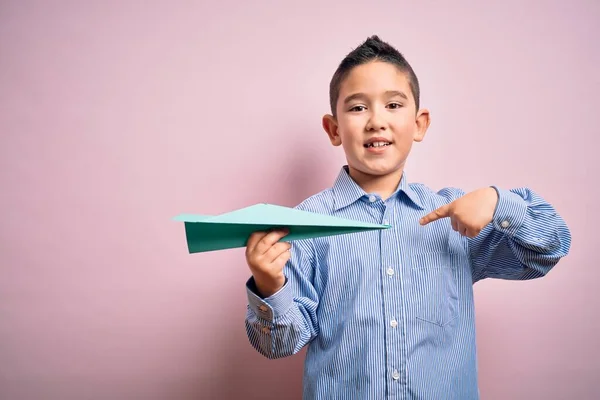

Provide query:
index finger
left=420, top=204, right=450, bottom=225
left=246, top=231, right=268, bottom=254
left=253, top=228, right=290, bottom=255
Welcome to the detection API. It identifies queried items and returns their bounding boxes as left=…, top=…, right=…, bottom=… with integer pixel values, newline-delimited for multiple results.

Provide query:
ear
left=322, top=114, right=342, bottom=146
left=413, top=108, right=431, bottom=142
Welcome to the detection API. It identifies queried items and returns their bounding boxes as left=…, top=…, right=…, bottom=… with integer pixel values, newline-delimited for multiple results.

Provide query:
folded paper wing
left=173, top=203, right=391, bottom=253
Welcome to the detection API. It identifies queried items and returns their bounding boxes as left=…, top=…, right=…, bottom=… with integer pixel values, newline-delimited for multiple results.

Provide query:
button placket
left=381, top=204, right=404, bottom=393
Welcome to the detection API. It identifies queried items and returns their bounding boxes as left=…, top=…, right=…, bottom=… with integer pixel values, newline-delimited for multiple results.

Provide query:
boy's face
left=323, top=61, right=430, bottom=182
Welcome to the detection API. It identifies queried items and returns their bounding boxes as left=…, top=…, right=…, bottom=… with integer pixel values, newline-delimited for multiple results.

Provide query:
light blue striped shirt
left=245, top=166, right=571, bottom=399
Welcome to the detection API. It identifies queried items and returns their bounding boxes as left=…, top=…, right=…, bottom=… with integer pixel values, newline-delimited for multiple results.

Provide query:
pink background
left=1, top=1, right=598, bottom=399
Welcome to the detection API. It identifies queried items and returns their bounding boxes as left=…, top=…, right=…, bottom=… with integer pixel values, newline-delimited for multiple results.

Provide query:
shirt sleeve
left=244, top=237, right=319, bottom=359
left=467, top=186, right=571, bottom=282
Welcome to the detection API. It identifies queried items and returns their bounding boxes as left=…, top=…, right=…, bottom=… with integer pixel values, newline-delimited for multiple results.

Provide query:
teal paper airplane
left=173, top=203, right=391, bottom=253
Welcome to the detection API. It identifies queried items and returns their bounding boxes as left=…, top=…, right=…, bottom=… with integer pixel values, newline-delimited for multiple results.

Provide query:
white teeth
left=366, top=141, right=391, bottom=148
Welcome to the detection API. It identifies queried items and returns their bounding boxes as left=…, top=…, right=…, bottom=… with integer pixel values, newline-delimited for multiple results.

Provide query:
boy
left=243, top=36, right=571, bottom=399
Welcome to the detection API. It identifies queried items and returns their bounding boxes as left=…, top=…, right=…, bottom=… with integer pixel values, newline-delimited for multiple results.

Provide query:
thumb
left=420, top=203, right=451, bottom=225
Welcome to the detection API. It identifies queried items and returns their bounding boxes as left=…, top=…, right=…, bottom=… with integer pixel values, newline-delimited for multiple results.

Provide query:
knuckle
left=254, top=251, right=266, bottom=262
left=250, top=231, right=263, bottom=241
left=248, top=256, right=259, bottom=268
left=270, top=242, right=282, bottom=252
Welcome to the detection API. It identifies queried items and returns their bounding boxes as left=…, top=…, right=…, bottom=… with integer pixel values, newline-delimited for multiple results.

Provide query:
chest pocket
left=410, top=252, right=460, bottom=327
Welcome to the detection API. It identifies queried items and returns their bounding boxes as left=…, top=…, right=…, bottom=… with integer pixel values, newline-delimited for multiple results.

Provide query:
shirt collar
left=332, top=166, right=425, bottom=211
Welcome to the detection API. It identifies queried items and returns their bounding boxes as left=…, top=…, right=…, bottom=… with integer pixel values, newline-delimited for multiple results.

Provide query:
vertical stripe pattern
left=245, top=166, right=571, bottom=399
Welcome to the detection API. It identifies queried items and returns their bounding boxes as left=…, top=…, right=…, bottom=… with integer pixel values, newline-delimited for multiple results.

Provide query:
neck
left=347, top=165, right=404, bottom=200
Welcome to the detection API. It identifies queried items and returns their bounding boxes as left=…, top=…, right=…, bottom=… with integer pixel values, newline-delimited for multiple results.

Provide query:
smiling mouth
left=364, top=141, right=391, bottom=148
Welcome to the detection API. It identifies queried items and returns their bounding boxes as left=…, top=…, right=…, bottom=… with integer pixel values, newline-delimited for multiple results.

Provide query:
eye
left=349, top=105, right=366, bottom=112
left=387, top=103, right=403, bottom=109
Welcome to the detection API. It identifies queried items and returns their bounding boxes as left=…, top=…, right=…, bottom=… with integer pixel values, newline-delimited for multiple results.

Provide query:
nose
left=365, top=108, right=387, bottom=131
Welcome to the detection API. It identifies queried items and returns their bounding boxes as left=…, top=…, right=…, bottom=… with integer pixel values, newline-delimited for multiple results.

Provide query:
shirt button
left=259, top=305, right=268, bottom=312
left=392, top=370, right=400, bottom=380
left=368, top=195, right=377, bottom=202
left=501, top=220, right=510, bottom=228
left=383, top=219, right=389, bottom=225
left=390, top=319, right=398, bottom=328
left=261, top=326, right=270, bottom=334
left=386, top=267, right=394, bottom=276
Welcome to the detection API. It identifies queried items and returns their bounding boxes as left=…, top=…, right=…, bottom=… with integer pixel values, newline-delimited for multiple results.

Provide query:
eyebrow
left=343, top=90, right=408, bottom=104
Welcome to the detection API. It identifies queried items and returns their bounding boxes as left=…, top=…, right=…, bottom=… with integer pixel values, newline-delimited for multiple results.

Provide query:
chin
left=353, top=164, right=402, bottom=177
left=370, top=168, right=399, bottom=177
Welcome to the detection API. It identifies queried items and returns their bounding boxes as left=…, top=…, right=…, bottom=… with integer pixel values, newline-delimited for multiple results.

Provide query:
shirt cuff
left=246, top=276, right=293, bottom=322
left=490, top=186, right=528, bottom=237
